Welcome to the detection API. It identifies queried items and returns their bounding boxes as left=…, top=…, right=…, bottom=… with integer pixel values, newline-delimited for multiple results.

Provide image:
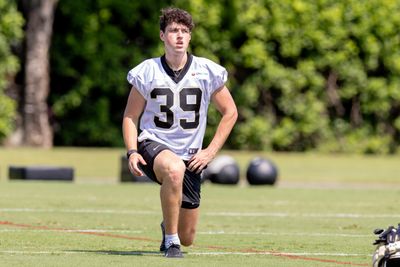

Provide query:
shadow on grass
left=67, top=250, right=163, bottom=256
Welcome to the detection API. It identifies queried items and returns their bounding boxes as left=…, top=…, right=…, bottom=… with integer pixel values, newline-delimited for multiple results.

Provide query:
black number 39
left=151, top=88, right=202, bottom=129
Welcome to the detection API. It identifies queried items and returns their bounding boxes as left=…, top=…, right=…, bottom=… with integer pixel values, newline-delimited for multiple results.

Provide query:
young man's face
left=160, top=22, right=191, bottom=56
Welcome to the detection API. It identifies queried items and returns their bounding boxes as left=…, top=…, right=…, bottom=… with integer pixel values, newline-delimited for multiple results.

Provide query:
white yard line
left=0, top=208, right=158, bottom=215
left=190, top=251, right=370, bottom=257
left=0, top=224, right=371, bottom=238
left=0, top=250, right=83, bottom=255
left=205, top=211, right=400, bottom=218
left=197, top=231, right=370, bottom=237
left=0, top=228, right=368, bottom=237
left=0, top=229, right=143, bottom=233
left=1, top=207, right=399, bottom=219
left=0, top=250, right=370, bottom=257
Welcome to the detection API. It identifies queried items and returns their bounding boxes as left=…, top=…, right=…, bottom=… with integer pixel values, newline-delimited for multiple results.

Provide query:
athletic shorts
left=138, top=139, right=201, bottom=209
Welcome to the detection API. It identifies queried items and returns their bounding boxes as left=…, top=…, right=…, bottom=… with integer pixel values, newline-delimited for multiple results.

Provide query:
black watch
left=126, top=149, right=138, bottom=159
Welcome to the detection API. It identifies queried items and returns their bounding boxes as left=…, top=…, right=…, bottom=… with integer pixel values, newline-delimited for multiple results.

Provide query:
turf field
left=0, top=147, right=400, bottom=266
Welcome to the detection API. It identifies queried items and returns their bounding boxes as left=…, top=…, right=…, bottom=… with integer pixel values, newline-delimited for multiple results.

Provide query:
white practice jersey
left=127, top=54, right=227, bottom=160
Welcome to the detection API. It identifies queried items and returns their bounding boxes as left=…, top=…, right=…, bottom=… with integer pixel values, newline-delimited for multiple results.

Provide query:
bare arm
left=188, top=85, right=238, bottom=173
left=122, top=86, right=147, bottom=176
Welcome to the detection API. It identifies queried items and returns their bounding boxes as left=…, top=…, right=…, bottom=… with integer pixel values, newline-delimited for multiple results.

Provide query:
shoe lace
left=167, top=243, right=181, bottom=250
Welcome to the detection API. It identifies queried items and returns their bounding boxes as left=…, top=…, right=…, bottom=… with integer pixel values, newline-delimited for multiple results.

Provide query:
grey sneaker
left=164, top=243, right=183, bottom=258
left=160, top=222, right=166, bottom=252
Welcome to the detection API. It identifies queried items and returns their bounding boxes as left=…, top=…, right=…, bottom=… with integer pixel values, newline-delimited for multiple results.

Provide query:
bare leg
left=178, top=207, right=199, bottom=246
left=153, top=150, right=186, bottom=236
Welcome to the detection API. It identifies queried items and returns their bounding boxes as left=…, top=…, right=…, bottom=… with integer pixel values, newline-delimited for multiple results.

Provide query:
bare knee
left=181, top=237, right=194, bottom=247
left=163, top=161, right=186, bottom=186
left=154, top=151, right=186, bottom=185
left=179, top=228, right=196, bottom=246
left=178, top=207, right=199, bottom=247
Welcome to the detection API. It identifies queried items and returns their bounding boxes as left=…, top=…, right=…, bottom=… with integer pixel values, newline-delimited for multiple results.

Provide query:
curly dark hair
left=159, top=7, right=195, bottom=32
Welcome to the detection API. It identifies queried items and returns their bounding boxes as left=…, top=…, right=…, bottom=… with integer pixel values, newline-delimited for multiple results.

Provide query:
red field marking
left=0, top=221, right=153, bottom=242
left=205, top=245, right=369, bottom=266
left=244, top=248, right=368, bottom=266
left=0, top=220, right=368, bottom=266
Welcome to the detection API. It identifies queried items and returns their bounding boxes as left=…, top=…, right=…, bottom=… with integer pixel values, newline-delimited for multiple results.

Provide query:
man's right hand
left=128, top=153, right=147, bottom=176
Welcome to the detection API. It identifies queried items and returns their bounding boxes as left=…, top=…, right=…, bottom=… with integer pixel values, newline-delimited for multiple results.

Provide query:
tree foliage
left=180, top=0, right=400, bottom=153
left=48, top=0, right=400, bottom=153
left=50, top=0, right=173, bottom=146
left=0, top=0, right=23, bottom=141
left=230, top=0, right=400, bottom=153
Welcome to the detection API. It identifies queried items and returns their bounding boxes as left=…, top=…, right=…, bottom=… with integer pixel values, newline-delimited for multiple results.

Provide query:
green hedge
left=185, top=0, right=400, bottom=153
left=44, top=0, right=400, bottom=153
left=0, top=0, right=23, bottom=140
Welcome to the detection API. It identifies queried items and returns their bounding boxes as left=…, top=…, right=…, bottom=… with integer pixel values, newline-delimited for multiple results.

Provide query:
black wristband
left=126, top=149, right=138, bottom=159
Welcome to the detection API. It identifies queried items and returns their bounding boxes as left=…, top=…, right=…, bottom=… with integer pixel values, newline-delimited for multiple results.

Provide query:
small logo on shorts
left=188, top=148, right=199, bottom=155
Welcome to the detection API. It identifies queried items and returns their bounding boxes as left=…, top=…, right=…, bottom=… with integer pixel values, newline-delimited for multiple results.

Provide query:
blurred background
left=1, top=3, right=399, bottom=265
left=1, top=0, right=400, bottom=158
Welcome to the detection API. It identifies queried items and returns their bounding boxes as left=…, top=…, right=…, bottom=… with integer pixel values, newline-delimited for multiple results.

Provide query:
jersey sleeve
left=206, top=59, right=228, bottom=95
left=126, top=59, right=155, bottom=98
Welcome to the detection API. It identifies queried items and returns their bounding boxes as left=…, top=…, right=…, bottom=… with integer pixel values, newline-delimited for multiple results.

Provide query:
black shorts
left=138, top=139, right=201, bottom=209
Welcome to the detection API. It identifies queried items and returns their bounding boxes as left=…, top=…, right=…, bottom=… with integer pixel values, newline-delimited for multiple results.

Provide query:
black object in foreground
left=9, top=166, right=74, bottom=181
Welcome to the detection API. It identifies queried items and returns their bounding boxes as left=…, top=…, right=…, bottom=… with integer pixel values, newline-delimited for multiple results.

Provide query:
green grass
left=0, top=147, right=400, bottom=266
left=1, top=147, right=400, bottom=183
left=0, top=147, right=124, bottom=182
left=0, top=182, right=397, bottom=267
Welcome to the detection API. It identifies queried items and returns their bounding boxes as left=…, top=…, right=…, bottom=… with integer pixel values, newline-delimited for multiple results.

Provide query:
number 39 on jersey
left=151, top=87, right=202, bottom=130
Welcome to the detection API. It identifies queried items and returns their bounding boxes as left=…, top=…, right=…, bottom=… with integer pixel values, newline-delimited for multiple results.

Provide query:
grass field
left=1, top=147, right=400, bottom=266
